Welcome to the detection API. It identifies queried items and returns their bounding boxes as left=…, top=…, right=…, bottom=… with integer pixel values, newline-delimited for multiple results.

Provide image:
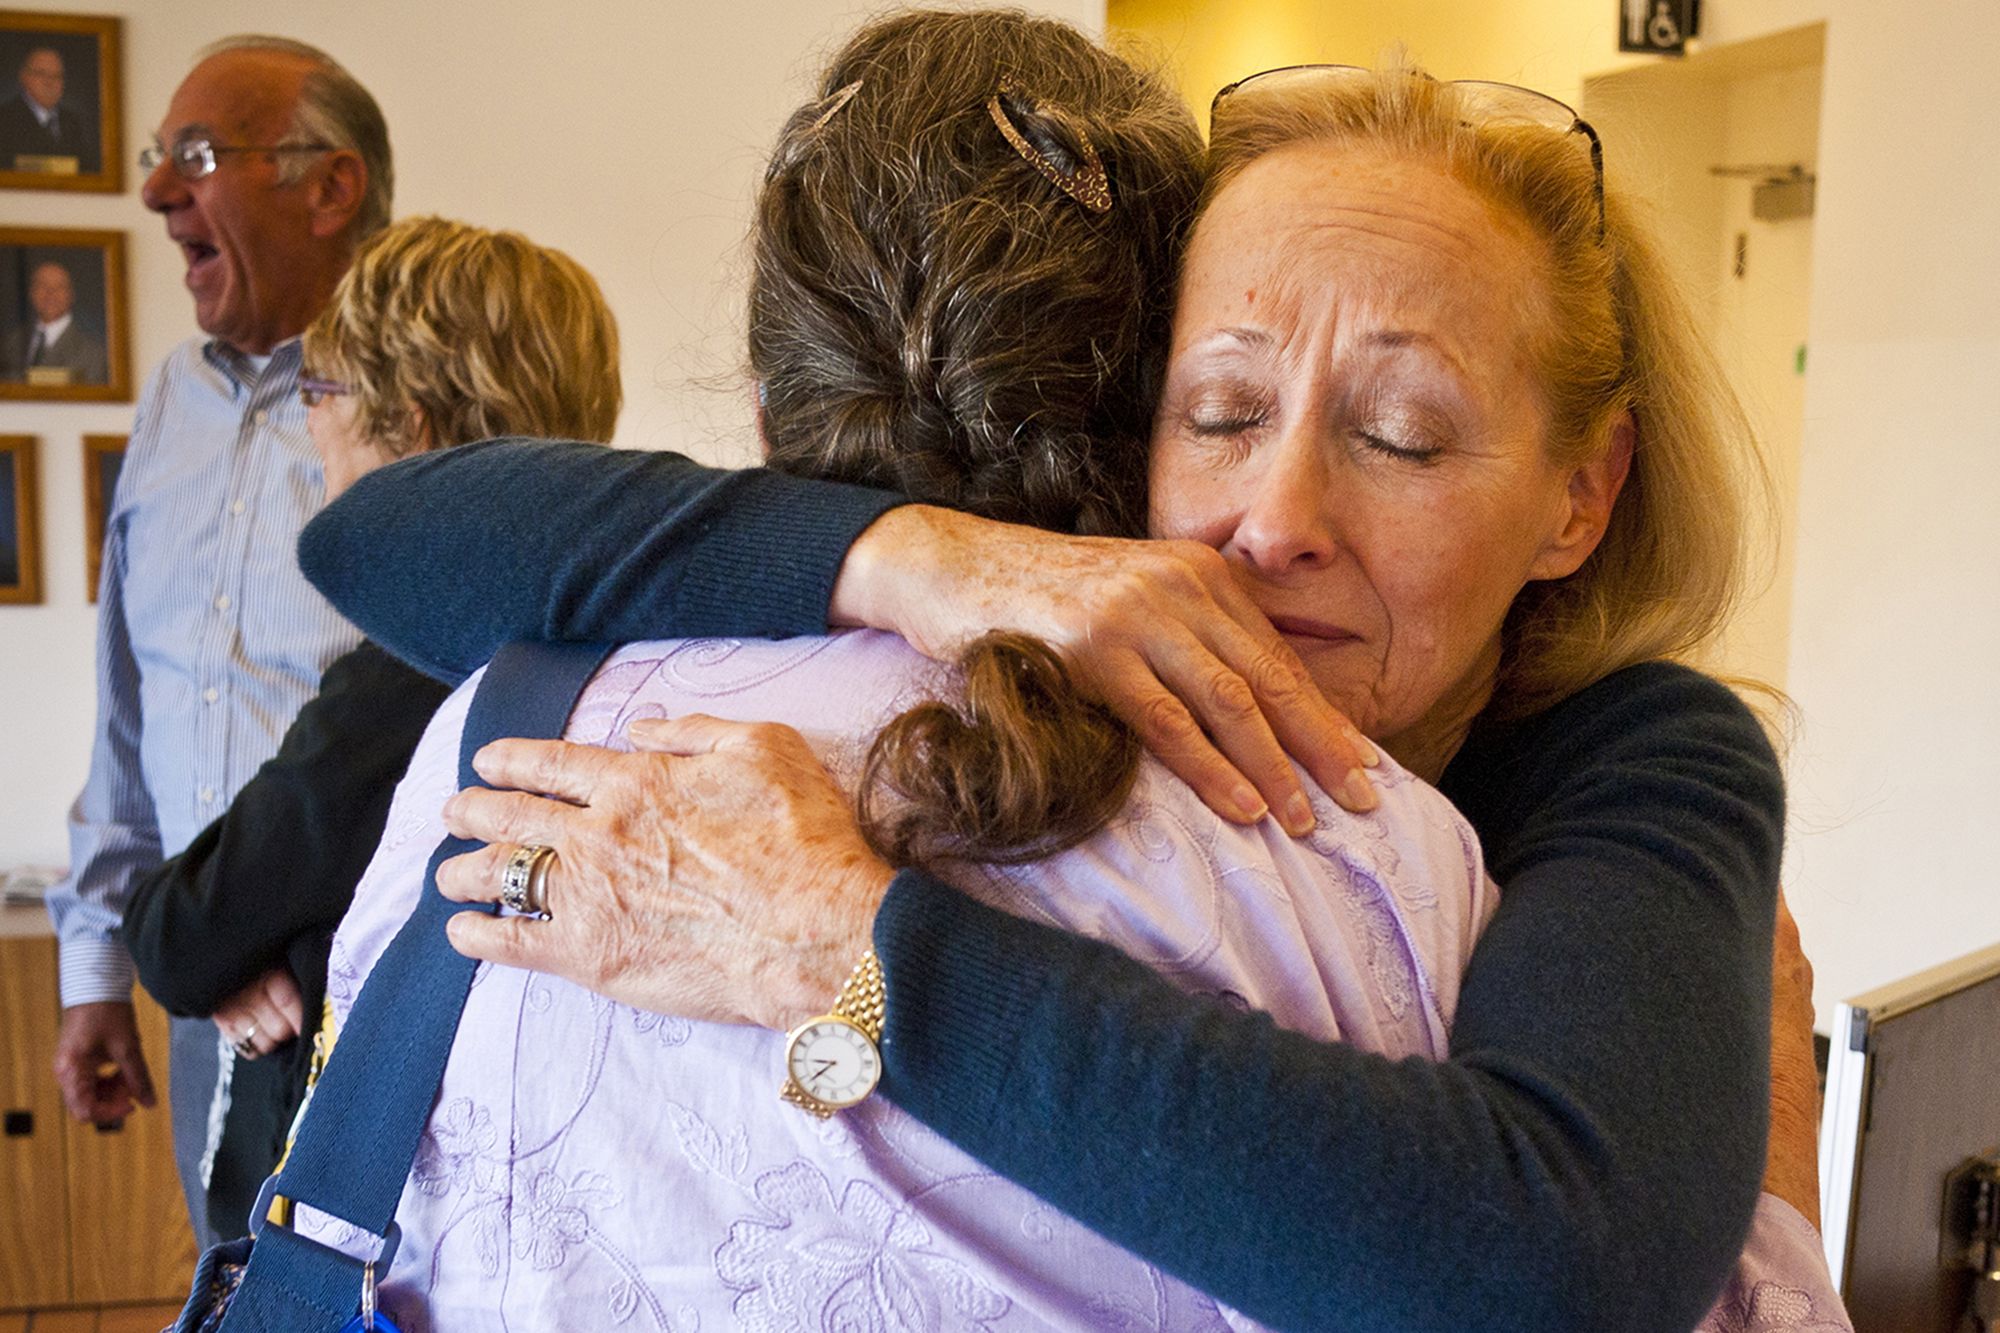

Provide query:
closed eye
left=1189, top=412, right=1267, bottom=437
left=1356, top=430, right=1444, bottom=464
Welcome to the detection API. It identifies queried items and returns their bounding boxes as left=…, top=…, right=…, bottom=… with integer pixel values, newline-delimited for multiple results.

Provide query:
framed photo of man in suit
left=0, top=435, right=40, bottom=604
left=81, top=431, right=121, bottom=601
left=0, top=12, right=121, bottom=192
left=0, top=227, right=129, bottom=401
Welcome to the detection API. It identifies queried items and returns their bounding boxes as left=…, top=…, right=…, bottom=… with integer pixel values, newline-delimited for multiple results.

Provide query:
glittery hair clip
left=986, top=78, right=1113, bottom=214
left=808, top=80, right=864, bottom=133
left=767, top=80, right=865, bottom=182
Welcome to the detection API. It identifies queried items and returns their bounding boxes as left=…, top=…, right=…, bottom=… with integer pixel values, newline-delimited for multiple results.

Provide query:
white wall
left=0, top=0, right=1102, bottom=867
left=1729, top=0, right=2000, bottom=1017
left=1542, top=0, right=2000, bottom=1021
left=1623, top=0, right=2000, bottom=1018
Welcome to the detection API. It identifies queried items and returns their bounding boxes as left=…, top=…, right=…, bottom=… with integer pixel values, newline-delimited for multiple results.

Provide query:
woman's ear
left=408, top=403, right=436, bottom=453
left=1529, top=409, right=1635, bottom=582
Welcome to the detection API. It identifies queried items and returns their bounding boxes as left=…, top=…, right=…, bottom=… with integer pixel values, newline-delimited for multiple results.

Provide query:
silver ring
left=500, top=843, right=556, bottom=920
left=527, top=846, right=557, bottom=918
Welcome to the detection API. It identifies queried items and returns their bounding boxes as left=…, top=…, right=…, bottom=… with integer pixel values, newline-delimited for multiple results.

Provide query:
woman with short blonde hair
left=304, top=214, right=620, bottom=459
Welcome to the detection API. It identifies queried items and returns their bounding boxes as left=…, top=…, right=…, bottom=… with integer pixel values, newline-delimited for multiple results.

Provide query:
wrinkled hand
left=834, top=506, right=1378, bottom=834
left=211, top=967, right=304, bottom=1060
left=1765, top=893, right=1822, bottom=1225
left=53, top=1000, right=156, bottom=1126
left=436, top=715, right=894, bottom=1033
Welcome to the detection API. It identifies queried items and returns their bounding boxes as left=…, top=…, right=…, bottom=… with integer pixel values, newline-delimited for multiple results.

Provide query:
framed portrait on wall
left=0, top=226, right=128, bottom=401
left=0, top=434, right=40, bottom=603
left=0, top=11, right=121, bottom=192
left=81, top=431, right=120, bottom=600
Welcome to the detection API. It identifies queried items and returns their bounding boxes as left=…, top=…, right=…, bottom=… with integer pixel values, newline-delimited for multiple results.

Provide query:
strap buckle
left=248, top=1173, right=404, bottom=1278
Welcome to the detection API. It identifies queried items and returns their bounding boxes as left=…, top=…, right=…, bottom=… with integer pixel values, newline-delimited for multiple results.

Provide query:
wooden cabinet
left=0, top=925, right=69, bottom=1308
left=0, top=910, right=195, bottom=1311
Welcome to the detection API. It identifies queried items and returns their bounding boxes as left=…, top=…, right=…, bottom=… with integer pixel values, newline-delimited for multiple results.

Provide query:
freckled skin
left=439, top=719, right=892, bottom=1032
left=1149, top=141, right=1612, bottom=778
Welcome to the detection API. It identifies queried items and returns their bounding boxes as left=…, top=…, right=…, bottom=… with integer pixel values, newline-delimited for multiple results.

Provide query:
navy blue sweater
left=302, top=438, right=1781, bottom=1331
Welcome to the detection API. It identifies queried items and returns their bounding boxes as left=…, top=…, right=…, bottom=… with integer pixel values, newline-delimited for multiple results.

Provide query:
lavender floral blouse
left=302, top=633, right=1848, bottom=1331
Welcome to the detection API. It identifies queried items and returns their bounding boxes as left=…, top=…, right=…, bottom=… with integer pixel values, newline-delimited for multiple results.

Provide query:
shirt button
left=230, top=500, right=246, bottom=515
left=199, top=787, right=216, bottom=804
left=202, top=687, right=219, bottom=704
left=254, top=410, right=270, bottom=426
left=214, top=594, right=231, bottom=611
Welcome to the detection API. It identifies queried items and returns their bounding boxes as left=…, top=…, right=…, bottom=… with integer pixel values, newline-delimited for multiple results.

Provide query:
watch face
left=785, top=1017, right=881, bottom=1109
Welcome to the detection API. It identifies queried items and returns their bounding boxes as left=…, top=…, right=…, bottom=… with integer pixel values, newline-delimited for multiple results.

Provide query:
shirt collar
left=202, top=334, right=302, bottom=395
left=36, top=312, right=72, bottom=343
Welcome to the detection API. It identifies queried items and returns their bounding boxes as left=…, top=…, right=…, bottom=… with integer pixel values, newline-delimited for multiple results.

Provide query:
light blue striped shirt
left=47, top=336, right=361, bottom=1007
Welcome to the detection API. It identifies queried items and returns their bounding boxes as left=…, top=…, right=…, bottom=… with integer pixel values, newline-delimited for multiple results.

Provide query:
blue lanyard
left=218, top=641, right=611, bottom=1331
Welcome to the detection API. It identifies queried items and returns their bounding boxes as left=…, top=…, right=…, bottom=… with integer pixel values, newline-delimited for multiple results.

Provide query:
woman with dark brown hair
left=303, top=14, right=1836, bottom=1331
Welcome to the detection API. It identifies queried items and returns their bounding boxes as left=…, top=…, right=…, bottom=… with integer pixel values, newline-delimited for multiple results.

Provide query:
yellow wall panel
left=1109, top=0, right=1655, bottom=122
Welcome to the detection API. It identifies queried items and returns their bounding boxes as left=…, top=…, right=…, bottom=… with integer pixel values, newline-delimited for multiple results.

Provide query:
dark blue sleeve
left=297, top=437, right=908, bottom=684
left=872, top=663, right=1781, bottom=1332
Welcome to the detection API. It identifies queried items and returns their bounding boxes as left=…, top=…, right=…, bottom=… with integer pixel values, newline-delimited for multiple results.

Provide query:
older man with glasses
left=44, top=33, right=391, bottom=1248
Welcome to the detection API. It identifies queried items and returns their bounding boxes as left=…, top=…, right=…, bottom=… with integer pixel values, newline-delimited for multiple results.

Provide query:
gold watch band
left=830, top=948, right=885, bottom=1043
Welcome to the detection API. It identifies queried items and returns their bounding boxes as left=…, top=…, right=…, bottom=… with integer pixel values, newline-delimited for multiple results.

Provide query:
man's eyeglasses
left=139, top=133, right=335, bottom=183
left=298, top=376, right=351, bottom=409
left=1210, top=65, right=1606, bottom=243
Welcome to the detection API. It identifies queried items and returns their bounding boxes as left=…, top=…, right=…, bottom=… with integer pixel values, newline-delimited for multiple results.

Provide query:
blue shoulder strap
left=218, top=640, right=612, bottom=1331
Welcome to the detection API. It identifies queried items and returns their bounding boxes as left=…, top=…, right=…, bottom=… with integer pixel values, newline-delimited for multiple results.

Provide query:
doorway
left=1583, top=23, right=1826, bottom=694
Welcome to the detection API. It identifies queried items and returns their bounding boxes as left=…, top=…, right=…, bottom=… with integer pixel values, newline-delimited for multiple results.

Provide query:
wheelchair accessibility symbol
left=1621, top=0, right=1694, bottom=54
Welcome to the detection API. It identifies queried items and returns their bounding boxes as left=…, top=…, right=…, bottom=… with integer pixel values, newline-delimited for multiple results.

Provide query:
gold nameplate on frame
left=12, top=154, right=80, bottom=175
left=25, top=367, right=72, bottom=387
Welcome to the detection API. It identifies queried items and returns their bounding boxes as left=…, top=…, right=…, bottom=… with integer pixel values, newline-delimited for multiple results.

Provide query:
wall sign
left=1620, top=0, right=1698, bottom=55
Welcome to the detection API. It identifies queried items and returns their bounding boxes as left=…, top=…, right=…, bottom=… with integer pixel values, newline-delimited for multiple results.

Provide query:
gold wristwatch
left=780, top=949, right=885, bottom=1118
